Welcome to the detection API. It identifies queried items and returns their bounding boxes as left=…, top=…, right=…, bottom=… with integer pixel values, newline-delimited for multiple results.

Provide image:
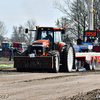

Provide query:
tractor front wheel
left=47, top=50, right=60, bottom=73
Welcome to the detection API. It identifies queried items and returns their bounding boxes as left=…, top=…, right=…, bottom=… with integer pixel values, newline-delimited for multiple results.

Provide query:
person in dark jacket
left=77, top=37, right=82, bottom=45
left=87, top=37, right=91, bottom=42
left=9, top=47, right=13, bottom=61
left=13, top=47, right=17, bottom=56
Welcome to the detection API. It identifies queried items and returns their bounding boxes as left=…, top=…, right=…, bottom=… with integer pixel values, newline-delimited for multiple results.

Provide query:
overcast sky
left=0, top=0, right=64, bottom=38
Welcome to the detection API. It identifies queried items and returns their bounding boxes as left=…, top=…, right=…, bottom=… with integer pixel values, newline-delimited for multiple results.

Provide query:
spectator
left=66, top=35, right=71, bottom=44
left=13, top=47, right=17, bottom=56
left=87, top=37, right=91, bottom=42
left=94, top=38, right=98, bottom=45
left=9, top=47, right=13, bottom=61
left=77, top=37, right=82, bottom=45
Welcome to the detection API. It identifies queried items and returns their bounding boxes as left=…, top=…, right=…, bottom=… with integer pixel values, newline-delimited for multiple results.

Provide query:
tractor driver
left=45, top=31, right=53, bottom=42
left=44, top=31, right=53, bottom=49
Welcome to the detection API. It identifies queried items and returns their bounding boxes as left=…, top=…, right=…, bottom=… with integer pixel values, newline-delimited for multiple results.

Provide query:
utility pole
left=77, top=0, right=79, bottom=38
left=87, top=0, right=94, bottom=30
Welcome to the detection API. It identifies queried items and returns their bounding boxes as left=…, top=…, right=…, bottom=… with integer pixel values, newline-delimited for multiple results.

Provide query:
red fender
left=57, top=42, right=66, bottom=53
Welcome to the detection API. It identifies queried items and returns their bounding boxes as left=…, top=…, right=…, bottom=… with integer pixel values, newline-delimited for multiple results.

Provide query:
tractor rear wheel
left=62, top=46, right=74, bottom=72
left=47, top=50, right=60, bottom=73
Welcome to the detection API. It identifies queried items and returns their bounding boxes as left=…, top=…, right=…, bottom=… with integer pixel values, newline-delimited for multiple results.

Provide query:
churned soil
left=0, top=60, right=100, bottom=100
left=0, top=58, right=14, bottom=64
left=67, top=89, right=100, bottom=100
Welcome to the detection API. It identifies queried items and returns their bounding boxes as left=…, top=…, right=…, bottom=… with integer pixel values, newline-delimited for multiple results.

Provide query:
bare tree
left=54, top=0, right=89, bottom=39
left=11, top=26, right=27, bottom=43
left=54, top=0, right=100, bottom=40
left=93, top=0, right=100, bottom=29
left=11, top=19, right=36, bottom=44
left=25, top=19, right=36, bottom=43
left=0, top=21, right=7, bottom=43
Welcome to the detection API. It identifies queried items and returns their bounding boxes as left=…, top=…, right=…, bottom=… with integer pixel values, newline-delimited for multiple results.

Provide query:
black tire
left=62, top=46, right=74, bottom=72
left=72, top=47, right=75, bottom=69
left=75, top=59, right=79, bottom=71
left=47, top=50, right=60, bottom=73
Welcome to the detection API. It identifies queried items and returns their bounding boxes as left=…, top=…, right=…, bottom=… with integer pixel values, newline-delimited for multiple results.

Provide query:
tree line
left=0, top=19, right=36, bottom=44
left=54, top=0, right=100, bottom=39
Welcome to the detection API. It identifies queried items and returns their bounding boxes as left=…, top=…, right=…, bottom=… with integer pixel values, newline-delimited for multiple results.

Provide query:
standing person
left=66, top=35, right=71, bottom=44
left=64, top=35, right=71, bottom=45
left=13, top=47, right=17, bottom=56
left=87, top=37, right=91, bottom=42
left=77, top=37, right=82, bottom=45
left=9, top=47, right=13, bottom=61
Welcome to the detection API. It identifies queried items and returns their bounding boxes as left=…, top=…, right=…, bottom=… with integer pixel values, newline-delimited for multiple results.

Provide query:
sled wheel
left=92, top=57, right=97, bottom=70
left=75, top=59, right=79, bottom=71
left=84, top=58, right=93, bottom=70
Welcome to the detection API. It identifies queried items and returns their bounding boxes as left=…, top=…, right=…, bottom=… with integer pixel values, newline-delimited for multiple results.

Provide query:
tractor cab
left=35, top=27, right=65, bottom=50
left=25, top=26, right=65, bottom=56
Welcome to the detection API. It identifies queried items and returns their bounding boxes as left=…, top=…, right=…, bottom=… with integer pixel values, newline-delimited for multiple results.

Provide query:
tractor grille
left=32, top=46, right=45, bottom=54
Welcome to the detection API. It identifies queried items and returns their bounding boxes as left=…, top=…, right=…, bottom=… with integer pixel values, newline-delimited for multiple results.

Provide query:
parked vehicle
left=1, top=42, right=12, bottom=56
left=13, top=42, right=27, bottom=52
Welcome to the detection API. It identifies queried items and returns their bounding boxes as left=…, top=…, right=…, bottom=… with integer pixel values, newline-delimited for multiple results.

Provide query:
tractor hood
left=32, top=40, right=49, bottom=47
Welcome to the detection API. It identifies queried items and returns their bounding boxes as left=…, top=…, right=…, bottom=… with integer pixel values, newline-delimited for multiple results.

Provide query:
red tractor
left=14, top=26, right=75, bottom=72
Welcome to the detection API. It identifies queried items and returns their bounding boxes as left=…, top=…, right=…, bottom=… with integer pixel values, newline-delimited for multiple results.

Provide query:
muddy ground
left=0, top=60, right=100, bottom=100
left=0, top=58, right=13, bottom=64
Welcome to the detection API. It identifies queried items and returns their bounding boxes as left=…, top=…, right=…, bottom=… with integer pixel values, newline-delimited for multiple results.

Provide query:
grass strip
left=0, top=64, right=13, bottom=65
left=0, top=57, right=8, bottom=60
left=0, top=66, right=14, bottom=69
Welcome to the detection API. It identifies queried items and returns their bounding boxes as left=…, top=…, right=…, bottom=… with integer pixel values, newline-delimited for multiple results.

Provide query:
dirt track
left=0, top=67, right=100, bottom=100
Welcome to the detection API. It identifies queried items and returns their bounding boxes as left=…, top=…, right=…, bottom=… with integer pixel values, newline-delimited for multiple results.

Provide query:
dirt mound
left=66, top=89, right=100, bottom=100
